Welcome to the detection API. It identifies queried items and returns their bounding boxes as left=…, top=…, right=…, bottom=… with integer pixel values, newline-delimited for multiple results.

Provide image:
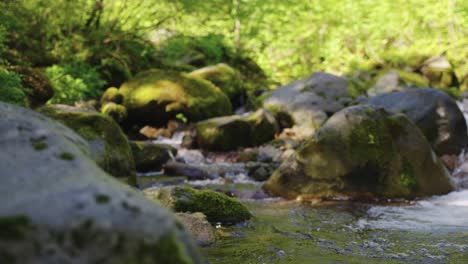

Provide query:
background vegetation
left=0, top=0, right=466, bottom=104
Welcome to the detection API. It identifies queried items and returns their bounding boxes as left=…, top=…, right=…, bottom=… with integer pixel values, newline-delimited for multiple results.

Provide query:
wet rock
left=163, top=162, right=214, bottom=180
left=263, top=72, right=351, bottom=138
left=145, top=186, right=251, bottom=224
left=0, top=102, right=202, bottom=263
left=368, top=88, right=468, bottom=155
left=246, top=162, right=277, bottom=181
left=264, top=105, right=454, bottom=199
left=176, top=212, right=217, bottom=247
left=119, top=69, right=232, bottom=126
left=367, top=70, right=429, bottom=96
left=39, top=104, right=136, bottom=184
left=130, top=141, right=177, bottom=172
left=196, top=109, right=279, bottom=151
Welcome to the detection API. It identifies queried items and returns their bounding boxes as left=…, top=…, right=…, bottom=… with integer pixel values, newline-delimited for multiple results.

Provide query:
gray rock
left=264, top=105, right=454, bottom=199
left=263, top=72, right=351, bottom=138
left=368, top=88, right=468, bottom=155
left=0, top=102, right=202, bottom=264
left=367, top=70, right=429, bottom=96
left=176, top=213, right=217, bottom=247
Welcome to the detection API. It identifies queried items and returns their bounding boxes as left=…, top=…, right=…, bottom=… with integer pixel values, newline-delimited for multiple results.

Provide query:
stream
left=135, top=101, right=468, bottom=263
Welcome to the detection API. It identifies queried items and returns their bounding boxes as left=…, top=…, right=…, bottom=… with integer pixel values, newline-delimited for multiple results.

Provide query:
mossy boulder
left=6, top=66, right=54, bottom=108
left=119, top=69, right=232, bottom=126
left=263, top=105, right=454, bottom=200
left=367, top=69, right=429, bottom=96
left=196, top=109, right=279, bottom=151
left=130, top=141, right=177, bottom=172
left=101, top=102, right=128, bottom=123
left=368, top=88, right=468, bottom=155
left=0, top=102, right=202, bottom=263
left=145, top=186, right=251, bottom=224
left=39, top=105, right=136, bottom=184
left=189, top=63, right=244, bottom=106
left=263, top=72, right=351, bottom=138
left=176, top=213, right=217, bottom=247
left=101, top=87, right=124, bottom=104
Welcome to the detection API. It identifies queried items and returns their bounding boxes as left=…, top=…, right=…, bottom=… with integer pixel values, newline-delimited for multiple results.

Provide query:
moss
left=39, top=106, right=136, bottom=183
left=146, top=231, right=194, bottom=264
left=30, top=136, right=47, bottom=151
left=172, top=187, right=251, bottom=224
left=101, top=87, right=123, bottom=104
left=400, top=158, right=417, bottom=191
left=101, top=103, right=128, bottom=123
left=396, top=70, right=429, bottom=87
left=95, top=194, right=110, bottom=204
left=59, top=152, right=74, bottom=160
left=189, top=63, right=244, bottom=104
left=119, top=69, right=232, bottom=125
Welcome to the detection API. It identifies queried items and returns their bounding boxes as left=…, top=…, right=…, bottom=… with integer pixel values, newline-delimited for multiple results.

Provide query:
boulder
left=189, top=64, right=244, bottom=106
left=176, top=213, right=216, bottom=247
left=130, top=141, right=177, bottom=172
left=368, top=88, right=468, bottom=155
left=195, top=109, right=279, bottom=151
left=263, top=105, right=454, bottom=199
left=145, top=186, right=251, bottom=224
left=39, top=105, right=136, bottom=184
left=119, top=69, right=232, bottom=126
left=367, top=70, right=429, bottom=96
left=263, top=72, right=351, bottom=138
left=0, top=102, right=202, bottom=263
left=163, top=162, right=214, bottom=180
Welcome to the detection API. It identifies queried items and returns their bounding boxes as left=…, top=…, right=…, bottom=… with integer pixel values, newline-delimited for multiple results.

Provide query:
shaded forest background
left=0, top=0, right=467, bottom=106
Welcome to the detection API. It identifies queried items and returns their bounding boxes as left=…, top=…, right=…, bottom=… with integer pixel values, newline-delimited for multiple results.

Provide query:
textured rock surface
left=0, top=102, right=202, bottom=263
left=368, top=88, right=468, bottom=155
left=264, top=105, right=454, bottom=199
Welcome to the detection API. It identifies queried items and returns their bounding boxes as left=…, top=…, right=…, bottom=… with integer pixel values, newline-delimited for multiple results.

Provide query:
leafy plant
left=0, top=69, right=28, bottom=106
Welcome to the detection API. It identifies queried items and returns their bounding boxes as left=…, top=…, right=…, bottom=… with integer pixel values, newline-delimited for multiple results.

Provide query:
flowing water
left=140, top=106, right=468, bottom=263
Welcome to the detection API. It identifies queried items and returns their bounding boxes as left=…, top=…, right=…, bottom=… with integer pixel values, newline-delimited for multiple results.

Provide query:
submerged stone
left=0, top=102, right=202, bottom=263
left=264, top=105, right=454, bottom=199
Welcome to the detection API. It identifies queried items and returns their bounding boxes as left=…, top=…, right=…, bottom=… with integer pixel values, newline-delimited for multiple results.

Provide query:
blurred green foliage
left=0, top=0, right=466, bottom=105
left=0, top=70, right=28, bottom=107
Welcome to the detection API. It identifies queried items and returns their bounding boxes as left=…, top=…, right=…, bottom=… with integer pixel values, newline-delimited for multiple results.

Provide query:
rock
left=246, top=162, right=277, bottom=181
left=163, top=162, right=214, bottom=180
left=101, top=102, right=128, bottom=123
left=39, top=105, right=136, bottom=184
left=367, top=70, right=429, bottom=96
left=130, top=141, right=177, bottom=172
left=368, top=88, right=468, bottom=155
left=145, top=186, right=251, bottom=224
left=189, top=63, right=244, bottom=107
left=176, top=213, right=216, bottom=247
left=420, top=55, right=458, bottom=89
left=6, top=66, right=54, bottom=108
left=196, top=109, right=279, bottom=151
left=263, top=72, right=351, bottom=138
left=263, top=105, right=454, bottom=199
left=0, top=102, right=202, bottom=263
left=139, top=121, right=180, bottom=139
left=119, top=69, right=232, bottom=126
left=100, top=87, right=124, bottom=104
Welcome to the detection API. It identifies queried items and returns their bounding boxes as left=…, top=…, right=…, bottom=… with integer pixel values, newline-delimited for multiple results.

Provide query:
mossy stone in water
left=119, top=69, right=232, bottom=126
left=39, top=105, right=136, bottom=185
left=146, top=186, right=251, bottom=224
left=264, top=105, right=454, bottom=199
left=130, top=141, right=177, bottom=172
left=101, top=87, right=123, bottom=104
